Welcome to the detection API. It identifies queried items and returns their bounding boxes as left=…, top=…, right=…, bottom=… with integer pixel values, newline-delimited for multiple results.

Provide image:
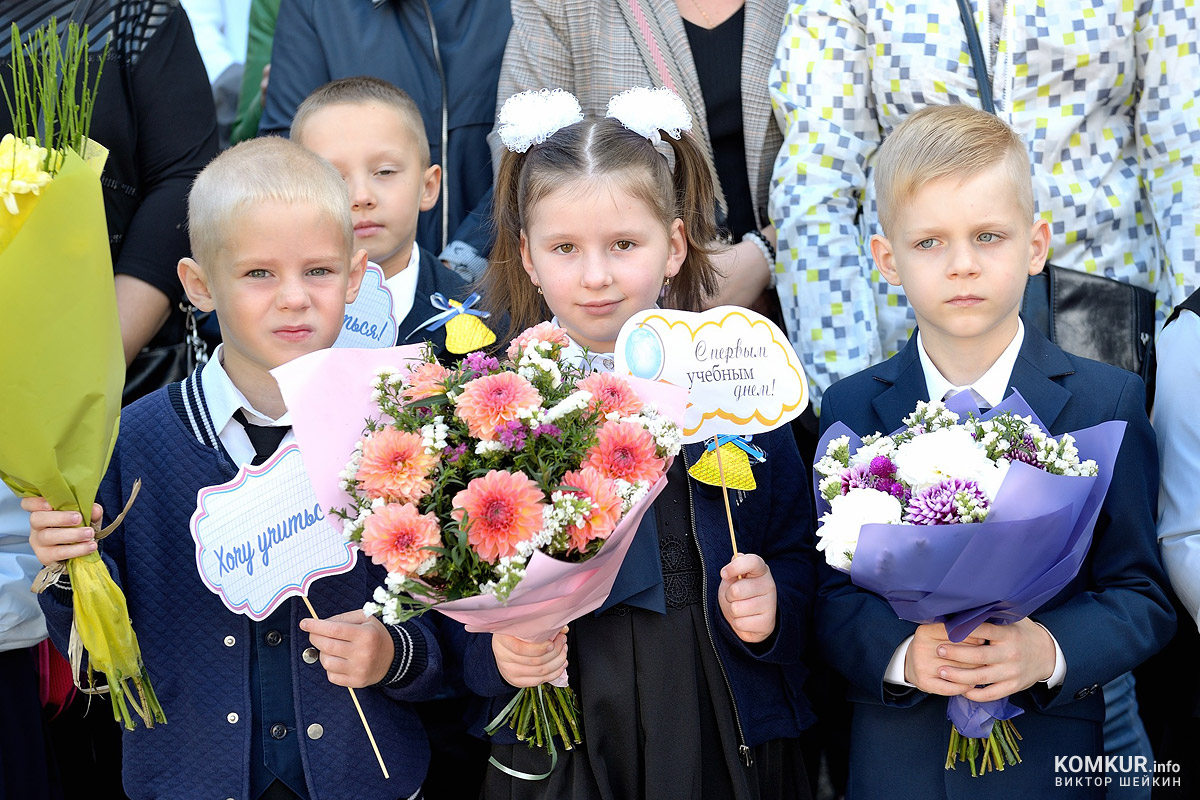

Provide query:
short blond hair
left=290, top=76, right=431, bottom=167
left=874, top=105, right=1033, bottom=236
left=187, top=137, right=353, bottom=268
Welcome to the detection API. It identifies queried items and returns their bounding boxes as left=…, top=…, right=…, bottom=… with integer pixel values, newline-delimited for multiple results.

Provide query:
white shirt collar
left=550, top=317, right=617, bottom=374
left=917, top=319, right=1024, bottom=409
left=382, top=248, right=421, bottom=324
left=200, top=344, right=294, bottom=466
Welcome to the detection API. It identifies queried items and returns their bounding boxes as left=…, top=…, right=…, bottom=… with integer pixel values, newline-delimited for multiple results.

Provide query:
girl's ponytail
left=480, top=148, right=548, bottom=343
left=662, top=132, right=721, bottom=313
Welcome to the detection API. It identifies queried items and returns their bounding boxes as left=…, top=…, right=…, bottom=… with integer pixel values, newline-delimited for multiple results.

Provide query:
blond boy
left=27, top=138, right=442, bottom=800
left=816, top=105, right=1174, bottom=797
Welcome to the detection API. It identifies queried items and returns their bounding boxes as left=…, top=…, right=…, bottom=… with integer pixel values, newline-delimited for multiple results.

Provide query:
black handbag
left=122, top=302, right=209, bottom=406
left=956, top=0, right=1156, bottom=398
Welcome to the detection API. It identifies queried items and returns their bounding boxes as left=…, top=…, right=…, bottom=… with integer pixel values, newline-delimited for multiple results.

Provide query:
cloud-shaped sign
left=191, top=445, right=357, bottom=620
left=614, top=306, right=808, bottom=443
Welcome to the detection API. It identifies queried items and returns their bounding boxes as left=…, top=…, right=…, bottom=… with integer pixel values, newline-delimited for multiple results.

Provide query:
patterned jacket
left=769, top=0, right=1200, bottom=411
left=490, top=0, right=789, bottom=229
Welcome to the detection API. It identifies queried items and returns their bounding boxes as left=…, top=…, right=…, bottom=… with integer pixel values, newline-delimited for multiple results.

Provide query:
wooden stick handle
left=712, top=440, right=739, bottom=557
left=301, top=596, right=390, bottom=779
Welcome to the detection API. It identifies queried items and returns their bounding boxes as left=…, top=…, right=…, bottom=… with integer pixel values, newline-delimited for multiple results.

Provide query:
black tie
left=234, top=410, right=291, bottom=466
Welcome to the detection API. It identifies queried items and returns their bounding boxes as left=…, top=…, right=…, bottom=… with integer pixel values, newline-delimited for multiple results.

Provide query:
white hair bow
left=605, top=87, right=692, bottom=144
left=497, top=89, right=584, bottom=153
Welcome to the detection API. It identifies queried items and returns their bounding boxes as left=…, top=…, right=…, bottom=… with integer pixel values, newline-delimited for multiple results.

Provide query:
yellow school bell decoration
left=411, top=292, right=495, bottom=354
left=687, top=435, right=766, bottom=491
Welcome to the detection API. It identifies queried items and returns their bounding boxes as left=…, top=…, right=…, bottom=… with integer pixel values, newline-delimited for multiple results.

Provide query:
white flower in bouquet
left=816, top=487, right=904, bottom=570
left=893, top=428, right=1006, bottom=496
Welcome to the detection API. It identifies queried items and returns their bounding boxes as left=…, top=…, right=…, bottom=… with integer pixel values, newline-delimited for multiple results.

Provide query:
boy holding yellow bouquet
left=27, top=138, right=444, bottom=800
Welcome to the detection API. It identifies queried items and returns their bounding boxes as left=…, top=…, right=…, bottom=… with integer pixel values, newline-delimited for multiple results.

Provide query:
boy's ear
left=1028, top=218, right=1051, bottom=276
left=345, top=248, right=368, bottom=303
left=519, top=230, right=539, bottom=286
left=419, top=164, right=441, bottom=212
left=665, top=217, right=686, bottom=279
left=870, top=233, right=903, bottom=287
left=178, top=258, right=216, bottom=312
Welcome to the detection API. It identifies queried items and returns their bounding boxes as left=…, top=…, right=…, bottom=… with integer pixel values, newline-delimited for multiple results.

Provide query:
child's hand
left=935, top=619, right=1057, bottom=702
left=23, top=497, right=102, bottom=566
left=718, top=554, right=777, bottom=644
left=299, top=610, right=394, bottom=688
left=492, top=628, right=568, bottom=689
left=904, top=623, right=988, bottom=696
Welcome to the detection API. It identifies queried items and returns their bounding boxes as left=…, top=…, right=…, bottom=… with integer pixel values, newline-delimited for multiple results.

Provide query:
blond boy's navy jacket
left=817, top=322, right=1175, bottom=799
left=37, top=372, right=443, bottom=800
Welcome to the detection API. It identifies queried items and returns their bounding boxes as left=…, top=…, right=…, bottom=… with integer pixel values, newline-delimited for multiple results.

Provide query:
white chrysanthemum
left=893, top=428, right=1006, bottom=495
left=815, top=488, right=904, bottom=571
left=605, top=87, right=692, bottom=140
left=497, top=89, right=584, bottom=153
left=849, top=435, right=896, bottom=468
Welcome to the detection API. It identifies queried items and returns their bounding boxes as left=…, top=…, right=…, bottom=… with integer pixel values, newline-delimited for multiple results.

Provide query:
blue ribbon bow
left=407, top=292, right=491, bottom=338
left=706, top=434, right=767, bottom=463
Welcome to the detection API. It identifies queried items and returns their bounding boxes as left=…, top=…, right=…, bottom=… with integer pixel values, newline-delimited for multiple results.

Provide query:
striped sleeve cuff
left=379, top=621, right=428, bottom=688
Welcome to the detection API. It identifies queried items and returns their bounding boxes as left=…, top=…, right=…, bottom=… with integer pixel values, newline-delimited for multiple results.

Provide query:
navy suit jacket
left=394, top=246, right=470, bottom=357
left=817, top=323, right=1175, bottom=799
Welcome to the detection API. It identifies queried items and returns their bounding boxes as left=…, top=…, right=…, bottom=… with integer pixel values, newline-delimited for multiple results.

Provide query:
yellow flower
left=0, top=134, right=53, bottom=215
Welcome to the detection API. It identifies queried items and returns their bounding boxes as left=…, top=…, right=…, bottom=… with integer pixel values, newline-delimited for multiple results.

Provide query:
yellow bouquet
left=0, top=20, right=164, bottom=729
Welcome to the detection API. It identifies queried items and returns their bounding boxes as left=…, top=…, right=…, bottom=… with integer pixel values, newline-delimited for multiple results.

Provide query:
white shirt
left=200, top=345, right=295, bottom=468
left=884, top=320, right=1066, bottom=690
left=917, top=319, right=1025, bottom=411
left=382, top=248, right=422, bottom=327
left=1155, top=309, right=1200, bottom=633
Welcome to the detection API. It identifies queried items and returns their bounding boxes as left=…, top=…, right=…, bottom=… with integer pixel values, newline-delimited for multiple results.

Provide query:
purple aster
left=905, top=479, right=989, bottom=526
left=462, top=351, right=501, bottom=379
left=532, top=423, right=562, bottom=440
left=497, top=419, right=527, bottom=450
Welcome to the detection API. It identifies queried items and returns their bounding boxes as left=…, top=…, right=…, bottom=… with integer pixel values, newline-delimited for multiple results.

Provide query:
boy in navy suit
left=291, top=76, right=473, bottom=357
left=817, top=105, right=1175, bottom=799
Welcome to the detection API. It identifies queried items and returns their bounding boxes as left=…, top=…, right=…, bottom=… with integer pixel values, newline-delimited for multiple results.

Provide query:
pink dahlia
left=404, top=361, right=451, bottom=402
left=455, top=372, right=541, bottom=441
left=360, top=502, right=441, bottom=576
left=583, top=420, right=664, bottom=483
left=506, top=321, right=570, bottom=360
left=356, top=427, right=437, bottom=503
left=561, top=467, right=622, bottom=553
left=577, top=372, right=643, bottom=418
left=452, top=470, right=546, bottom=562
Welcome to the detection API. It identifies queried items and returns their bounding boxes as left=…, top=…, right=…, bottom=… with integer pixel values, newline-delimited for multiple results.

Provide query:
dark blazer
left=394, top=246, right=470, bottom=357
left=817, top=323, right=1175, bottom=799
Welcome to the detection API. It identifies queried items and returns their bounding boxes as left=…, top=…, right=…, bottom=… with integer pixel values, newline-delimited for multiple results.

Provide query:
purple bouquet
left=813, top=391, right=1125, bottom=775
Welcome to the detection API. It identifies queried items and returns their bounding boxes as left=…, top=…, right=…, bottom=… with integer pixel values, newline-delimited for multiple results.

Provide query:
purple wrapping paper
left=815, top=390, right=1127, bottom=738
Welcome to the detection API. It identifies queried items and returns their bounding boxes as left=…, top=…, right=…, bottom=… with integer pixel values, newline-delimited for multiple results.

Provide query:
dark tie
left=233, top=409, right=291, bottom=466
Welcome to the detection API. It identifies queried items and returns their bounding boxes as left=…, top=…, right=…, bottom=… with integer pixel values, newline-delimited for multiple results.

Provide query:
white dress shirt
left=1155, top=309, right=1200, bottom=633
left=200, top=345, right=295, bottom=467
left=382, top=248, right=421, bottom=328
left=884, top=320, right=1067, bottom=689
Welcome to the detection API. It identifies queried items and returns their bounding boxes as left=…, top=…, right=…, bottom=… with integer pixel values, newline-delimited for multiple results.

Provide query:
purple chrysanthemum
left=1003, top=433, right=1040, bottom=466
left=905, top=478, right=989, bottom=525
left=841, top=464, right=872, bottom=493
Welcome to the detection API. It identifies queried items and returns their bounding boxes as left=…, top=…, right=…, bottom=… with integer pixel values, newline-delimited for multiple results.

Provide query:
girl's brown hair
left=482, top=116, right=720, bottom=341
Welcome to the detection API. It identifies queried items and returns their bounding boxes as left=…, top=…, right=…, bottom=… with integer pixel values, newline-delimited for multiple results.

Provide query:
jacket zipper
left=682, top=446, right=753, bottom=767
left=420, top=0, right=450, bottom=252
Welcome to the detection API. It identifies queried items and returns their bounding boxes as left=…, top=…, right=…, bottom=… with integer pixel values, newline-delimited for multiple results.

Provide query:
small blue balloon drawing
left=625, top=325, right=665, bottom=380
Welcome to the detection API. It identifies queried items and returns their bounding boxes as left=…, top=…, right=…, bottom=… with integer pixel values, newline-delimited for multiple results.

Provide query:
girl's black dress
left=483, top=459, right=812, bottom=800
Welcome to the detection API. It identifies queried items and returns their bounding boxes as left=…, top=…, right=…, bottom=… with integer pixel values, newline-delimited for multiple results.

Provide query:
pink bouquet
left=273, top=324, right=685, bottom=766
